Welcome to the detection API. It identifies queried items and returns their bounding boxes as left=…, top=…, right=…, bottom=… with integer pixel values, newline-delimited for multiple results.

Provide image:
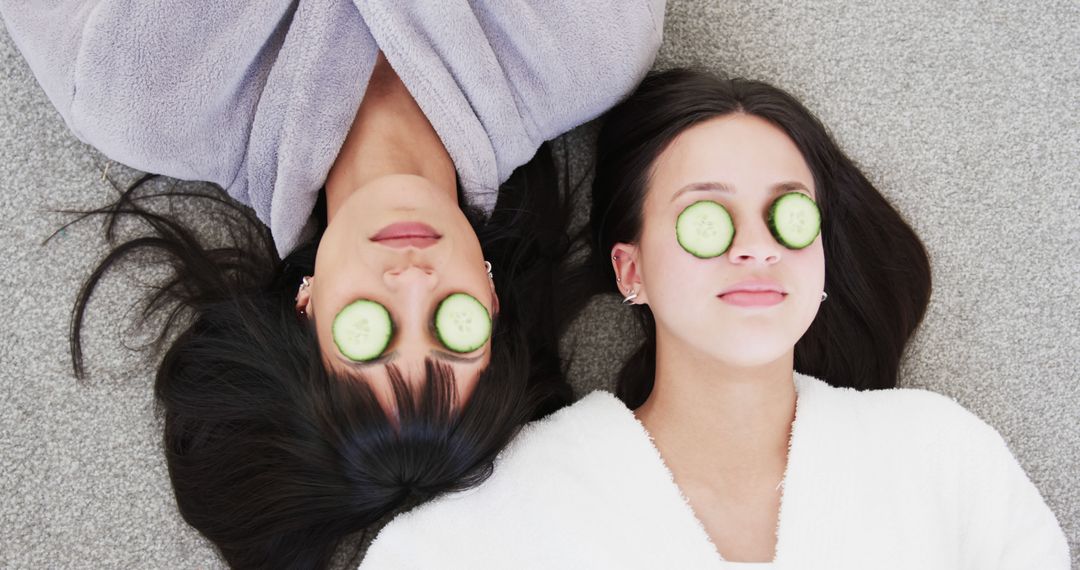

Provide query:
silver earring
left=622, top=290, right=638, bottom=305
left=821, top=291, right=828, bottom=302
left=484, top=260, right=493, bottom=279
left=295, top=276, right=312, bottom=301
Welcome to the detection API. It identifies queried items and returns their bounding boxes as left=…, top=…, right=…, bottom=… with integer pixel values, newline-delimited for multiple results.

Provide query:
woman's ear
left=295, top=276, right=313, bottom=320
left=610, top=243, right=648, bottom=304
left=488, top=278, right=501, bottom=315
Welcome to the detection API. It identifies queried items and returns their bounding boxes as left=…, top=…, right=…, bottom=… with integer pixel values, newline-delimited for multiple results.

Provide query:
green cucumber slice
left=434, top=293, right=492, bottom=353
left=767, top=192, right=821, bottom=249
left=332, top=300, right=393, bottom=362
left=676, top=200, right=735, bottom=258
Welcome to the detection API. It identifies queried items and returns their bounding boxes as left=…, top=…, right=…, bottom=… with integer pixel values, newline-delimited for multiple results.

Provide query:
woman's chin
left=708, top=343, right=793, bottom=370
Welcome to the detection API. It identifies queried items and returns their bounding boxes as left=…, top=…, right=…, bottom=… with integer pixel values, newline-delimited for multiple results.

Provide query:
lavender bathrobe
left=1, top=0, right=665, bottom=255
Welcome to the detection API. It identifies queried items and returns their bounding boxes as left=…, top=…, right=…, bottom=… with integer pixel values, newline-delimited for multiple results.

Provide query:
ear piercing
left=821, top=291, right=828, bottom=302
left=295, top=276, right=312, bottom=301
left=484, top=260, right=493, bottom=279
left=622, top=290, right=638, bottom=304
left=294, top=276, right=314, bottom=318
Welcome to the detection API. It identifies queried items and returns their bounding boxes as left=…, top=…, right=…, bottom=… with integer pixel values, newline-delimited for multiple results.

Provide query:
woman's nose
left=383, top=265, right=437, bottom=290
left=726, top=219, right=783, bottom=265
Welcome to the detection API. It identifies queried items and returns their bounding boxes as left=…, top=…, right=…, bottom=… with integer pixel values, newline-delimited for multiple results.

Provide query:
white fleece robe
left=359, top=372, right=1070, bottom=569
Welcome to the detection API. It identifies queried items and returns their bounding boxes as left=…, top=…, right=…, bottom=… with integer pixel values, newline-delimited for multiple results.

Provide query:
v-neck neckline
left=621, top=372, right=809, bottom=566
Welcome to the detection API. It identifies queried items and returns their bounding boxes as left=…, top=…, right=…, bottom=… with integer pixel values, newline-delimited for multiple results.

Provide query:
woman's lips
left=371, top=222, right=441, bottom=248
left=374, top=236, right=440, bottom=248
left=718, top=291, right=787, bottom=307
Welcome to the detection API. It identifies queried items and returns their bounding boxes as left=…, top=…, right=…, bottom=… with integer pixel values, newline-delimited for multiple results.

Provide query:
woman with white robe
left=357, top=68, right=1070, bottom=569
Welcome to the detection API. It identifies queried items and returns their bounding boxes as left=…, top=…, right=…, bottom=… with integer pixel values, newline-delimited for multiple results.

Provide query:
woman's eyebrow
left=342, top=350, right=399, bottom=369
left=670, top=181, right=733, bottom=202
left=774, top=181, right=812, bottom=195
left=430, top=349, right=486, bottom=364
left=670, top=180, right=812, bottom=202
left=340, top=349, right=484, bottom=368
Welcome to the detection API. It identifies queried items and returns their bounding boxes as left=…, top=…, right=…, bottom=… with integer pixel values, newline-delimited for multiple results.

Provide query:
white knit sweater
left=359, top=372, right=1069, bottom=569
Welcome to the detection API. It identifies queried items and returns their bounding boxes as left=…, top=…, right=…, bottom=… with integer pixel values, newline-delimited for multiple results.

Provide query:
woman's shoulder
left=359, top=391, right=648, bottom=567
left=799, top=371, right=989, bottom=425
left=515, top=390, right=635, bottom=444
left=795, top=371, right=999, bottom=440
left=361, top=390, right=736, bottom=567
left=445, top=389, right=639, bottom=487
left=794, top=373, right=1069, bottom=566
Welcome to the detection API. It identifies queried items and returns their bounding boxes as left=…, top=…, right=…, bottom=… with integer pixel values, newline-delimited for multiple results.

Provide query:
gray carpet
left=1, top=1, right=1076, bottom=568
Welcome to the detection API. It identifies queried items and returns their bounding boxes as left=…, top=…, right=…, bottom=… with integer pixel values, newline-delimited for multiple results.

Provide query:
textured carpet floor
left=1, top=1, right=1076, bottom=568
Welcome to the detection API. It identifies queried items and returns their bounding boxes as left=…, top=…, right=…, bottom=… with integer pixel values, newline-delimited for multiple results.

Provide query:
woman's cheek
left=647, top=242, right=705, bottom=299
left=647, top=259, right=718, bottom=337
left=792, top=243, right=826, bottom=332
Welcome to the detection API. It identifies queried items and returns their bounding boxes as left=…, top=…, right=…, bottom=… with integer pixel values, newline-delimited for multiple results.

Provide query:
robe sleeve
left=0, top=1, right=297, bottom=190
left=961, top=418, right=1071, bottom=568
left=0, top=0, right=377, bottom=256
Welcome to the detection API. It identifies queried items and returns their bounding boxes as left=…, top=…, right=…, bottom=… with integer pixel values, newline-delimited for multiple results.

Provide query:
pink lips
left=718, top=279, right=787, bottom=307
left=371, top=222, right=441, bottom=249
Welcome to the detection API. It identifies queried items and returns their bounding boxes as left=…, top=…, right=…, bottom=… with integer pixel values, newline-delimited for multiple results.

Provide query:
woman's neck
left=324, top=53, right=457, bottom=222
left=635, top=333, right=797, bottom=487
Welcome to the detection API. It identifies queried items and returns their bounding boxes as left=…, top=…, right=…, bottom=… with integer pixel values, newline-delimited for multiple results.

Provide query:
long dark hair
left=59, top=143, right=573, bottom=569
left=579, top=68, right=932, bottom=408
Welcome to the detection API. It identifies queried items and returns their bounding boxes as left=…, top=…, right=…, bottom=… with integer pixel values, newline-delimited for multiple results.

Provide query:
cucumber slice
left=676, top=200, right=735, bottom=258
left=767, top=192, right=821, bottom=249
left=434, top=293, right=492, bottom=353
left=332, top=300, right=393, bottom=362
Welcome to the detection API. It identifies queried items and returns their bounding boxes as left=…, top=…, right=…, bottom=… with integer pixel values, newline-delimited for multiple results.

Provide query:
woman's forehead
left=646, top=116, right=816, bottom=206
